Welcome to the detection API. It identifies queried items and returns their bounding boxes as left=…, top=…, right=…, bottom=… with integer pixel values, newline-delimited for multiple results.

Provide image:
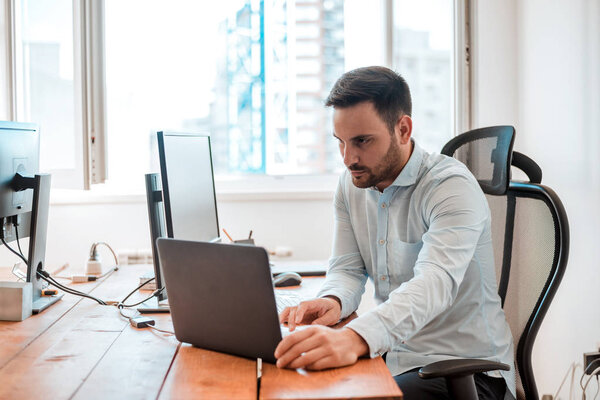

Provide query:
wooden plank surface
left=0, top=264, right=400, bottom=400
left=268, top=277, right=401, bottom=399
left=71, top=312, right=179, bottom=400
left=0, top=265, right=148, bottom=399
left=260, top=357, right=402, bottom=400
left=0, top=266, right=112, bottom=368
left=160, top=344, right=257, bottom=400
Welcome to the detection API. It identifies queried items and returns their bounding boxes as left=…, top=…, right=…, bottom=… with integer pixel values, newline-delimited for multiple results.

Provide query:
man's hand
left=274, top=326, right=369, bottom=370
left=279, top=297, right=341, bottom=331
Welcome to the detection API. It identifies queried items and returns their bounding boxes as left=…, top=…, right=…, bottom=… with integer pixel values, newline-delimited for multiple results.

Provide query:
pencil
left=222, top=228, right=234, bottom=242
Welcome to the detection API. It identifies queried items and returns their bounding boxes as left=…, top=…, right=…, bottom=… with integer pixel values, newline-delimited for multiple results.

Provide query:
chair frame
left=419, top=127, right=570, bottom=400
left=507, top=182, right=570, bottom=399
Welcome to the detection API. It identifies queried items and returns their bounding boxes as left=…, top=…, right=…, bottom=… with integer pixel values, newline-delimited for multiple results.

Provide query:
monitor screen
left=157, top=132, right=220, bottom=242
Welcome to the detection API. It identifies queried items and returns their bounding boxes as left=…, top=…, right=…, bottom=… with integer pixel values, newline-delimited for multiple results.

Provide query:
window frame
left=2, top=0, right=471, bottom=196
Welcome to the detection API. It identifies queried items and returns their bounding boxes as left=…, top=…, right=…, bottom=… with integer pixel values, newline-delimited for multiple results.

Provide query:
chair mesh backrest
left=445, top=127, right=569, bottom=400
left=487, top=188, right=564, bottom=399
left=441, top=126, right=515, bottom=195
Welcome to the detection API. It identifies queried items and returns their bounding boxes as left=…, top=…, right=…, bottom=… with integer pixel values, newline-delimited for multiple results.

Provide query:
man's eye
left=356, top=138, right=370, bottom=145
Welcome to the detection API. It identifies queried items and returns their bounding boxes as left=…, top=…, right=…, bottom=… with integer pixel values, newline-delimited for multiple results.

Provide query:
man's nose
left=342, top=146, right=357, bottom=166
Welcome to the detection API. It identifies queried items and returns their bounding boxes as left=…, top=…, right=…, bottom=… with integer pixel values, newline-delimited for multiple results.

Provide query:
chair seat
left=418, top=358, right=510, bottom=379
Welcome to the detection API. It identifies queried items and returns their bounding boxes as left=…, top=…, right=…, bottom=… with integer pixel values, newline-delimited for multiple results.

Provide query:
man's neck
left=375, top=140, right=415, bottom=192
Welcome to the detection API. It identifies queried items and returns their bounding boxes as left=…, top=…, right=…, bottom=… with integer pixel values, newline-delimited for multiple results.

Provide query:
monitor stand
left=32, top=293, right=64, bottom=314
left=27, top=174, right=63, bottom=314
left=137, top=297, right=170, bottom=314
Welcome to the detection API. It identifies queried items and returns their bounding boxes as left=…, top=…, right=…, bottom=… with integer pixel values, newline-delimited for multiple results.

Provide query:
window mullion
left=453, top=0, right=472, bottom=135
left=0, top=0, right=17, bottom=120
left=78, top=0, right=107, bottom=188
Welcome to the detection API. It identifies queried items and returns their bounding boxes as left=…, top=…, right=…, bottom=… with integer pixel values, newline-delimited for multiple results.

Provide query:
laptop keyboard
left=275, top=291, right=302, bottom=313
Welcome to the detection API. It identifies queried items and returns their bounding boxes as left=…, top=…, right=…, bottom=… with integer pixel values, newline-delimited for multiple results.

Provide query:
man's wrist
left=344, top=327, right=369, bottom=358
left=323, top=295, right=342, bottom=311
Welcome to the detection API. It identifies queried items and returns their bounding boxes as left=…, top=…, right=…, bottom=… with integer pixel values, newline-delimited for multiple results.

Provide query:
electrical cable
left=14, top=221, right=25, bottom=259
left=593, top=376, right=599, bottom=400
left=145, top=323, right=175, bottom=335
left=118, top=289, right=164, bottom=308
left=116, top=304, right=174, bottom=335
left=5, top=232, right=170, bottom=329
left=118, top=277, right=156, bottom=306
left=40, top=277, right=104, bottom=305
left=554, top=362, right=579, bottom=400
left=0, top=239, right=158, bottom=311
left=88, top=241, right=120, bottom=273
left=37, top=271, right=107, bottom=305
left=572, top=364, right=584, bottom=400
left=583, top=366, right=600, bottom=400
left=38, top=272, right=106, bottom=305
left=0, top=237, right=28, bottom=265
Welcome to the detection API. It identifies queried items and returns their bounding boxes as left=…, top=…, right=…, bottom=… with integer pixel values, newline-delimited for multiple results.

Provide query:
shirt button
left=379, top=239, right=385, bottom=245
left=380, top=276, right=387, bottom=281
left=381, top=203, right=386, bottom=208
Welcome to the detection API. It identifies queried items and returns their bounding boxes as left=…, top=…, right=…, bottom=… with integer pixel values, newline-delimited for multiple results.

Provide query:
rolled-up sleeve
left=347, top=174, right=489, bottom=356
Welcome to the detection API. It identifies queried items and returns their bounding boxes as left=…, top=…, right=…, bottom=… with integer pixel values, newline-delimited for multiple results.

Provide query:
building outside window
left=13, top=0, right=454, bottom=190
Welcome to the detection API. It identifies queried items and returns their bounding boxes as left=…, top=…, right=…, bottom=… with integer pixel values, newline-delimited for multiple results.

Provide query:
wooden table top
left=0, top=264, right=402, bottom=399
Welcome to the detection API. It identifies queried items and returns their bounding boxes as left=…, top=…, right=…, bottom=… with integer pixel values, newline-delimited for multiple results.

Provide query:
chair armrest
left=418, top=358, right=510, bottom=379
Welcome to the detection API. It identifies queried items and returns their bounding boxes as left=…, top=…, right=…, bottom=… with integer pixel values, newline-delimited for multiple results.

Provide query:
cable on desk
left=118, top=288, right=164, bottom=308
left=117, top=304, right=174, bottom=335
left=55, top=265, right=119, bottom=283
left=37, top=270, right=107, bottom=305
left=117, top=276, right=157, bottom=306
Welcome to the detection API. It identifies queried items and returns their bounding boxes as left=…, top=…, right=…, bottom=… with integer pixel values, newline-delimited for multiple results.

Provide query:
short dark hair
left=325, top=66, right=412, bottom=133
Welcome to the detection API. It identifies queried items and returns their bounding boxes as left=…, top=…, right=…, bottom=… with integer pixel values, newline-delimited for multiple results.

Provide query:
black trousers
left=394, top=368, right=506, bottom=400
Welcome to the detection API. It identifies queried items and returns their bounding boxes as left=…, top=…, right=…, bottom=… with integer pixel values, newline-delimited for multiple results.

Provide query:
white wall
left=0, top=193, right=335, bottom=273
left=474, top=0, right=600, bottom=397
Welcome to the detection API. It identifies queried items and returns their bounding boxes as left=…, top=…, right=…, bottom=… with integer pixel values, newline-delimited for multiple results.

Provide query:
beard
left=348, top=137, right=403, bottom=189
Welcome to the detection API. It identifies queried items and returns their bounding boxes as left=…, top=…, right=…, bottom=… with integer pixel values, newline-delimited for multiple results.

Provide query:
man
left=275, top=66, right=515, bottom=400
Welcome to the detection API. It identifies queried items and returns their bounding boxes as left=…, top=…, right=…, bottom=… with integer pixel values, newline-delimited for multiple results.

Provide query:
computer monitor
left=139, top=132, right=220, bottom=313
left=157, top=132, right=220, bottom=242
left=0, top=121, right=62, bottom=315
left=144, top=172, right=167, bottom=302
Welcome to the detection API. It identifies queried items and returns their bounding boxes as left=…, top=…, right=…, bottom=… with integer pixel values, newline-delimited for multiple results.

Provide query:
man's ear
left=396, top=115, right=412, bottom=144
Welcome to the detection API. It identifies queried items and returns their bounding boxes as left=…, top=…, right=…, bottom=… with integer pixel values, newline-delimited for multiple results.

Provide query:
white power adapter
left=86, top=249, right=102, bottom=275
left=85, top=242, right=120, bottom=277
left=85, top=260, right=102, bottom=275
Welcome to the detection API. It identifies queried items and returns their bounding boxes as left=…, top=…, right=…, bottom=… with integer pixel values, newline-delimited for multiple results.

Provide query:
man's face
left=333, top=102, right=413, bottom=191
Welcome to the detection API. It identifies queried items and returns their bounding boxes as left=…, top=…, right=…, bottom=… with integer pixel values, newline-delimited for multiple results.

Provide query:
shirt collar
left=388, top=139, right=424, bottom=188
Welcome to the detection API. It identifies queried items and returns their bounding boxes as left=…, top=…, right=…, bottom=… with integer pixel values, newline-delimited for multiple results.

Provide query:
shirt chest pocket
left=388, top=239, right=423, bottom=283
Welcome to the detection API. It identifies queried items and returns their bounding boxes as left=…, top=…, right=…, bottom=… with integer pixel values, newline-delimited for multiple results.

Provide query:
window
left=7, top=0, right=461, bottom=192
left=14, top=0, right=84, bottom=188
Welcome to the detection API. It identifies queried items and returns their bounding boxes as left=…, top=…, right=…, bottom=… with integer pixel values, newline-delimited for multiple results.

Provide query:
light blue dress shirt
left=318, top=140, right=516, bottom=399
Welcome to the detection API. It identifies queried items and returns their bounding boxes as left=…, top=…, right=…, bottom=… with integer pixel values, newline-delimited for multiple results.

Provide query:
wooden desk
left=0, top=265, right=402, bottom=399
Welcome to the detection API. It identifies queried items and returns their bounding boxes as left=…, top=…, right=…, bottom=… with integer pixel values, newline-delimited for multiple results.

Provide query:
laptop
left=156, top=238, right=301, bottom=363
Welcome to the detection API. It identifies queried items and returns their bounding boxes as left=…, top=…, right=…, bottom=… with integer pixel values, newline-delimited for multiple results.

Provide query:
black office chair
left=417, top=126, right=570, bottom=400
